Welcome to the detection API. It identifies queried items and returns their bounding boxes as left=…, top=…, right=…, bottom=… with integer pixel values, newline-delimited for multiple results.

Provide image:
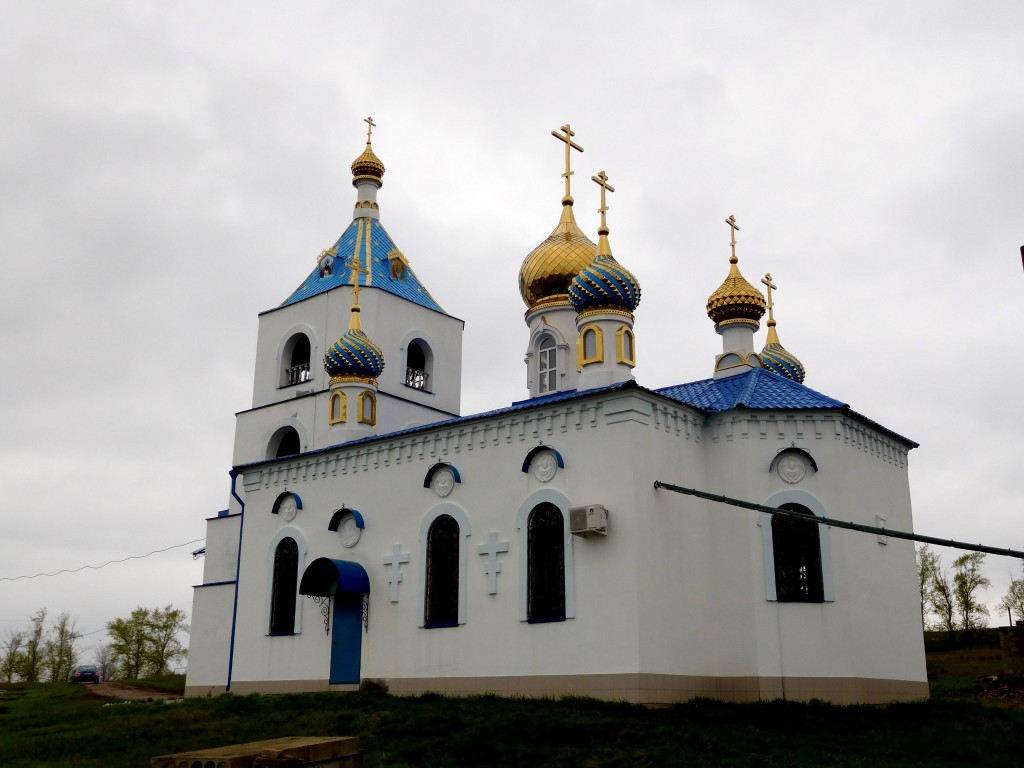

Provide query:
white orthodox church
left=185, top=121, right=928, bottom=704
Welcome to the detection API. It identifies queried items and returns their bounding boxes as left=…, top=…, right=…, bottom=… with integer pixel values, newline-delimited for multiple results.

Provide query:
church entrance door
left=298, top=558, right=370, bottom=687
left=330, top=592, right=363, bottom=684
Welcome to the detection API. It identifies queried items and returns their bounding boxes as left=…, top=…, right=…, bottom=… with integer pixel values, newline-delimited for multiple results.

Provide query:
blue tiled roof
left=656, top=368, right=845, bottom=412
left=238, top=369, right=916, bottom=470
left=279, top=217, right=446, bottom=313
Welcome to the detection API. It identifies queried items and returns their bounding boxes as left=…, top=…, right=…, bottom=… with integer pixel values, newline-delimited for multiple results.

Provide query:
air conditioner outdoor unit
left=569, top=505, right=608, bottom=537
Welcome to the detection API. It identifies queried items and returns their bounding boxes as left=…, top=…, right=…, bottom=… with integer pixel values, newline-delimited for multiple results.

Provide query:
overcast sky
left=2, top=2, right=1022, bottom=663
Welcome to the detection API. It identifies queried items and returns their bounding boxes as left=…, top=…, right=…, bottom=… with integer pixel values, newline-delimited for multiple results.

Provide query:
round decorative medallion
left=278, top=494, right=298, bottom=521
left=533, top=450, right=558, bottom=483
left=338, top=513, right=361, bottom=548
left=777, top=453, right=807, bottom=484
left=432, top=467, right=455, bottom=498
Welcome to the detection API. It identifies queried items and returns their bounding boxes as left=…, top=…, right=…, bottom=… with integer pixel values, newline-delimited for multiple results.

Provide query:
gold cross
left=592, top=170, right=615, bottom=229
left=364, top=116, right=376, bottom=143
left=551, top=124, right=584, bottom=200
left=725, top=214, right=740, bottom=263
left=761, top=273, right=777, bottom=312
left=346, top=252, right=369, bottom=307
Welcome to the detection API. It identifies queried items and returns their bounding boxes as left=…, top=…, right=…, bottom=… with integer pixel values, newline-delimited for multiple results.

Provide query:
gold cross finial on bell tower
left=364, top=116, right=376, bottom=143
left=346, top=251, right=369, bottom=310
left=592, top=170, right=615, bottom=231
left=725, top=215, right=740, bottom=264
left=551, top=124, right=584, bottom=202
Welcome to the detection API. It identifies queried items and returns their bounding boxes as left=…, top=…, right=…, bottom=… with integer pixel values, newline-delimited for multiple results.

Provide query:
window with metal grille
left=269, top=537, right=299, bottom=634
left=424, top=515, right=459, bottom=626
left=528, top=503, right=565, bottom=621
left=538, top=336, right=557, bottom=394
left=772, top=504, right=824, bottom=602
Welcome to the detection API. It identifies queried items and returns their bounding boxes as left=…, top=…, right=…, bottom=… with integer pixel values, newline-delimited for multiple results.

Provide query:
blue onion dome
left=761, top=342, right=806, bottom=383
left=569, top=226, right=641, bottom=313
left=761, top=321, right=805, bottom=383
left=323, top=310, right=385, bottom=381
left=351, top=142, right=385, bottom=186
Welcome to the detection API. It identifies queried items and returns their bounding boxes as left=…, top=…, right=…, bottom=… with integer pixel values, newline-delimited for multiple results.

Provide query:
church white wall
left=191, top=388, right=926, bottom=700
left=186, top=582, right=234, bottom=691
left=222, top=393, right=652, bottom=690
left=201, top=513, right=240, bottom=584
left=693, top=410, right=926, bottom=689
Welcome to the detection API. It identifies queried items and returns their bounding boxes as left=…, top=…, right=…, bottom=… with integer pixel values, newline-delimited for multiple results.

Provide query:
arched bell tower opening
left=280, top=333, right=312, bottom=388
left=405, top=339, right=432, bottom=391
left=267, top=426, right=301, bottom=459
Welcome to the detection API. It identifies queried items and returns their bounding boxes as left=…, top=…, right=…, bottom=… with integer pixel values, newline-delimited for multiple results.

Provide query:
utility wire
left=0, top=539, right=205, bottom=582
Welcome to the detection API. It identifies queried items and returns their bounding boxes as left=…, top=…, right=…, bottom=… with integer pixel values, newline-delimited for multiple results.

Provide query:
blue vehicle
left=71, top=665, right=100, bottom=684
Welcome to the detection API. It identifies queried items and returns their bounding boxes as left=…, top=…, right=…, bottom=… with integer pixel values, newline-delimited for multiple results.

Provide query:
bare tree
left=998, top=571, right=1024, bottom=625
left=94, top=642, right=116, bottom=682
left=44, top=612, right=81, bottom=683
left=952, top=552, right=991, bottom=634
left=18, top=608, right=47, bottom=683
left=1, top=628, right=25, bottom=683
left=916, top=545, right=940, bottom=631
left=929, top=565, right=957, bottom=640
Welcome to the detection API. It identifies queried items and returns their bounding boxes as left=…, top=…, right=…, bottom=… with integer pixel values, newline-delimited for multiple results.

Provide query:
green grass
left=120, top=673, right=186, bottom=694
left=1, top=657, right=1020, bottom=768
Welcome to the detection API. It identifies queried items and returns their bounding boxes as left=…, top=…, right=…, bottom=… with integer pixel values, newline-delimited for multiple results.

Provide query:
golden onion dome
left=706, top=261, right=767, bottom=327
left=519, top=200, right=597, bottom=310
left=351, top=142, right=385, bottom=186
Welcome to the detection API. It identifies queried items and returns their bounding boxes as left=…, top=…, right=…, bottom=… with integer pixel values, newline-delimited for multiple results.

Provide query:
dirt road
left=85, top=681, right=180, bottom=701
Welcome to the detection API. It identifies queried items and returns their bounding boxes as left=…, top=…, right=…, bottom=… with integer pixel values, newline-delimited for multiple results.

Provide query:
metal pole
left=653, top=481, right=1024, bottom=560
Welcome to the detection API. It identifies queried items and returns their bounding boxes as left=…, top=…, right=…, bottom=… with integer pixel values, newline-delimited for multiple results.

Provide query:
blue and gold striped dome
left=324, top=318, right=385, bottom=382
left=569, top=253, right=641, bottom=313
left=761, top=342, right=806, bottom=383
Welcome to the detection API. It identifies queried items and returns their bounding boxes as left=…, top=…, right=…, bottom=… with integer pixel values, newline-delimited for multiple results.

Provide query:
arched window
left=280, top=333, right=312, bottom=387
left=405, top=339, right=432, bottom=391
left=772, top=504, right=824, bottom=602
left=538, top=336, right=557, bottom=394
left=269, top=537, right=299, bottom=634
left=268, top=426, right=301, bottom=459
left=329, top=391, right=347, bottom=425
left=577, top=325, right=604, bottom=367
left=528, top=503, right=566, bottom=622
left=424, top=515, right=460, bottom=626
left=357, top=391, right=376, bottom=425
left=616, top=326, right=635, bottom=366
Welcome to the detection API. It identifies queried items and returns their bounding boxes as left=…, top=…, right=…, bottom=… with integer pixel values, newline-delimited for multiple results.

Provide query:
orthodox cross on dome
left=477, top=530, right=510, bottom=595
left=725, top=214, right=740, bottom=264
left=592, top=170, right=615, bottom=230
left=364, top=115, right=376, bottom=143
left=551, top=124, right=584, bottom=201
left=761, top=273, right=778, bottom=322
left=383, top=543, right=410, bottom=603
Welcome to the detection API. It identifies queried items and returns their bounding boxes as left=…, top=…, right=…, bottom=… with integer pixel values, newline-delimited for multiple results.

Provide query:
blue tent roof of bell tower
left=279, top=217, right=446, bottom=314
